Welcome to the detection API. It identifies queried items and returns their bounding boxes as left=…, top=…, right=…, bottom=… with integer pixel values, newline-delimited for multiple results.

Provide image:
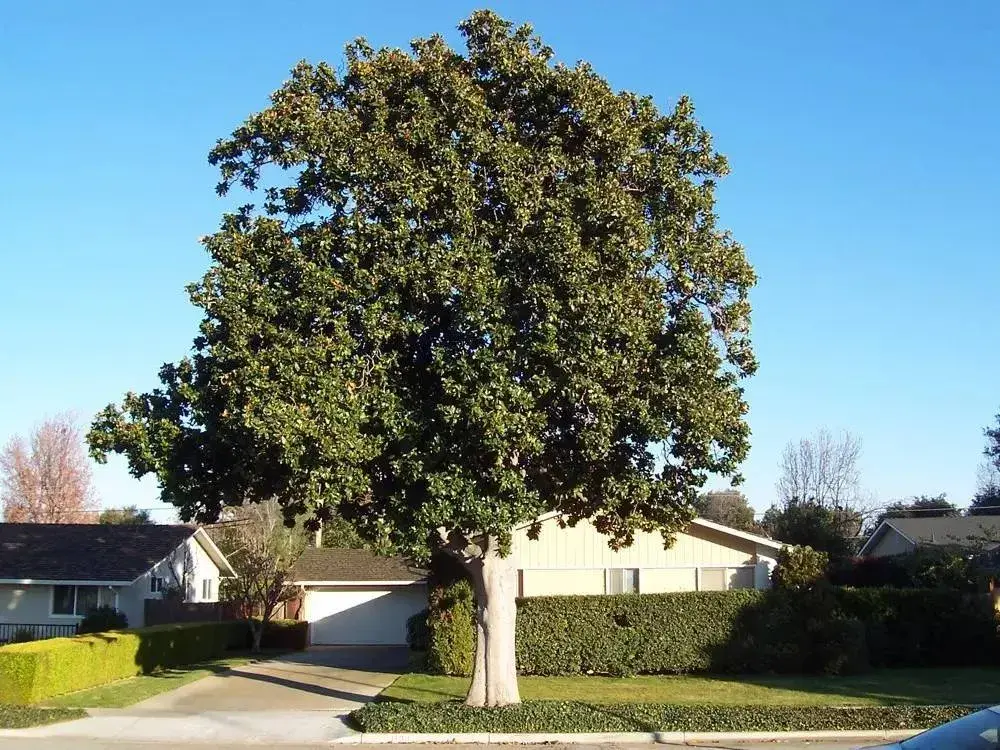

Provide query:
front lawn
left=0, top=705, right=85, bottom=729
left=43, top=654, right=272, bottom=709
left=382, top=668, right=1000, bottom=707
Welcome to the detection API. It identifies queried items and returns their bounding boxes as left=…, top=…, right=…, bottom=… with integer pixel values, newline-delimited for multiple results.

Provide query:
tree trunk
left=250, top=619, right=263, bottom=653
left=464, top=543, right=520, bottom=707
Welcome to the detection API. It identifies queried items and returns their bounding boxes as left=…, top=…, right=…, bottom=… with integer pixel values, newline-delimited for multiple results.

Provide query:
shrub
left=0, top=621, right=233, bottom=704
left=228, top=619, right=308, bottom=651
left=11, top=628, right=36, bottom=644
left=772, top=545, right=829, bottom=589
left=78, top=606, right=128, bottom=635
left=352, top=701, right=977, bottom=733
left=407, top=609, right=429, bottom=651
left=427, top=580, right=475, bottom=676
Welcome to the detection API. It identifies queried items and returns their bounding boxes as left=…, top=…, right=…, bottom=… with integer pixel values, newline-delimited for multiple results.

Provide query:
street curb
left=333, top=728, right=922, bottom=743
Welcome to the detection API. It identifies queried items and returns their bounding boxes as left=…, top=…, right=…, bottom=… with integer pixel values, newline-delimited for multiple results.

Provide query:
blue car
left=864, top=707, right=1000, bottom=749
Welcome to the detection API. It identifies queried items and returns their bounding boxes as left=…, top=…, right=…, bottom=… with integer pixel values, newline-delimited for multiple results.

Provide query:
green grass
left=43, top=653, right=277, bottom=709
left=0, top=705, right=86, bottom=729
left=383, top=668, right=1000, bottom=707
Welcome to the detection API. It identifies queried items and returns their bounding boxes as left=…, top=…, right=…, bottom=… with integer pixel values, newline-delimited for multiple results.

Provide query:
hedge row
left=424, top=585, right=1000, bottom=676
left=352, top=701, right=977, bottom=733
left=0, top=705, right=87, bottom=729
left=228, top=619, right=309, bottom=651
left=0, top=621, right=235, bottom=704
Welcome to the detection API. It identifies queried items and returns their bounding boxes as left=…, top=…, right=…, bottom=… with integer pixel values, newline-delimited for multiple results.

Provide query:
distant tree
left=99, top=505, right=153, bottom=525
left=874, top=494, right=958, bottom=528
left=694, top=490, right=758, bottom=533
left=213, top=501, right=306, bottom=652
left=970, top=461, right=1000, bottom=516
left=762, top=500, right=855, bottom=564
left=317, top=515, right=367, bottom=549
left=776, top=428, right=872, bottom=533
left=2, top=414, right=99, bottom=523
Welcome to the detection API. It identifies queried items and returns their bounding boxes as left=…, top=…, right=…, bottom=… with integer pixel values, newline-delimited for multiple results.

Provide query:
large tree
left=88, top=12, right=755, bottom=706
left=874, top=494, right=957, bottom=527
left=2, top=414, right=99, bottom=523
left=972, top=414, right=1000, bottom=515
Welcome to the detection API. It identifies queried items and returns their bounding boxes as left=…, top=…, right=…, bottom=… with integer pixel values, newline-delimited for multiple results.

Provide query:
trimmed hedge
left=427, top=581, right=475, bottom=677
left=0, top=621, right=234, bottom=704
left=0, top=705, right=86, bottom=729
left=429, top=586, right=1000, bottom=676
left=227, top=619, right=309, bottom=651
left=352, top=701, right=977, bottom=733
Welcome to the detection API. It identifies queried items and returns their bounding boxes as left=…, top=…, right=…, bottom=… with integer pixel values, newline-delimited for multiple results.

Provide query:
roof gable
left=0, top=523, right=198, bottom=582
left=860, top=516, right=1000, bottom=556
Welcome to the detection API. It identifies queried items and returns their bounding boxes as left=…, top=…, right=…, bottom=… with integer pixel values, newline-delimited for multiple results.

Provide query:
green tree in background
left=98, top=505, right=152, bottom=524
left=693, top=490, right=758, bottom=533
left=88, top=12, right=756, bottom=706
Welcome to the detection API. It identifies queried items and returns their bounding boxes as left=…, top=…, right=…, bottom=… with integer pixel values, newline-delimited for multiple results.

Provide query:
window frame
left=150, top=576, right=166, bottom=594
left=201, top=578, right=213, bottom=600
left=49, top=585, right=118, bottom=617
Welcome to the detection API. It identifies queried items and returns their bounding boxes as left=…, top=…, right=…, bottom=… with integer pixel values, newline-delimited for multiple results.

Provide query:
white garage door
left=305, top=585, right=427, bottom=645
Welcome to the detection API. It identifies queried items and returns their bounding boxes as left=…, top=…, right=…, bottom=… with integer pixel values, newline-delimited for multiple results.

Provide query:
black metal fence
left=0, top=622, right=78, bottom=644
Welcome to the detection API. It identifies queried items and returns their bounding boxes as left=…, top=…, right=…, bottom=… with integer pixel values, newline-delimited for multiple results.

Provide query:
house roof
left=0, top=523, right=220, bottom=583
left=517, top=512, right=785, bottom=553
left=290, top=547, right=427, bottom=584
left=860, top=516, right=1000, bottom=556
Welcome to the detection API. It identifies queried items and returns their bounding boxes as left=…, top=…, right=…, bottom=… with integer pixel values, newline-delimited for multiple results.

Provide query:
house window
left=51, top=585, right=109, bottom=616
left=608, top=568, right=639, bottom=594
left=699, top=568, right=727, bottom=591
left=150, top=576, right=166, bottom=594
left=201, top=579, right=213, bottom=600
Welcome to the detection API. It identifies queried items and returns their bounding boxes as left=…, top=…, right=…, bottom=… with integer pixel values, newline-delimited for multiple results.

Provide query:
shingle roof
left=884, top=516, right=1000, bottom=547
left=290, top=547, right=426, bottom=583
left=0, top=523, right=197, bottom=582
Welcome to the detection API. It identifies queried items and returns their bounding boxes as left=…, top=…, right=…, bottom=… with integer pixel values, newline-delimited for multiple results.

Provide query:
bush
left=78, top=606, right=128, bottom=635
left=0, top=621, right=233, bottom=704
left=407, top=609, right=429, bottom=651
left=429, top=585, right=999, bottom=677
left=831, top=549, right=983, bottom=591
left=772, top=545, right=829, bottom=589
left=11, top=628, right=36, bottom=644
left=427, top=580, right=475, bottom=676
left=352, top=701, right=976, bottom=733
left=228, top=619, right=308, bottom=651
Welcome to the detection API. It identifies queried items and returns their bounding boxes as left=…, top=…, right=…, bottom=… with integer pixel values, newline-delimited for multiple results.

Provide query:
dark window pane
left=75, top=586, right=99, bottom=615
left=52, top=585, right=74, bottom=615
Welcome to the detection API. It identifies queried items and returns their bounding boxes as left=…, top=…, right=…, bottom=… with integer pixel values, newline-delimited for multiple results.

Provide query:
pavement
left=0, top=646, right=409, bottom=745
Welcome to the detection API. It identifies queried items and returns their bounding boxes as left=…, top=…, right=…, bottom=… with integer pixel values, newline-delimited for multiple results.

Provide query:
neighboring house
left=0, top=523, right=236, bottom=641
left=860, top=516, right=1000, bottom=558
left=291, top=515, right=784, bottom=646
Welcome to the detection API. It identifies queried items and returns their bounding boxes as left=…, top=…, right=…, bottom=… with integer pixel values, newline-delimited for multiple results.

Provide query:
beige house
left=860, top=516, right=1000, bottom=558
left=292, top=515, right=783, bottom=646
left=512, top=512, right=782, bottom=596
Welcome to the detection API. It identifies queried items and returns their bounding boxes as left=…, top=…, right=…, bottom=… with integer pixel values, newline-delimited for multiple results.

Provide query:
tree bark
left=463, top=540, right=520, bottom=707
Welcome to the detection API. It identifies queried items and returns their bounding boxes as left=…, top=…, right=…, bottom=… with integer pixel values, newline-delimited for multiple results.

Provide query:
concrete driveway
left=134, top=646, right=410, bottom=712
left=0, top=647, right=409, bottom=745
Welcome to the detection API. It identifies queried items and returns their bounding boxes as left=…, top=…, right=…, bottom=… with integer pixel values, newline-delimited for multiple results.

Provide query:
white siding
left=511, top=517, right=756, bottom=569
left=869, top=529, right=915, bottom=558
left=521, top=569, right=606, bottom=597
left=0, top=585, right=53, bottom=623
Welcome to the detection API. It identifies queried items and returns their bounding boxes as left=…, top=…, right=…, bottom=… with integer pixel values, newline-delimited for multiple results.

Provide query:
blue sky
left=1, top=1, right=997, bottom=522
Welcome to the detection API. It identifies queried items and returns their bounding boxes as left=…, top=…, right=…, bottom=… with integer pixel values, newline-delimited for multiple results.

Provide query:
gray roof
left=290, top=547, right=426, bottom=583
left=0, top=523, right=197, bottom=582
left=884, top=516, right=1000, bottom=547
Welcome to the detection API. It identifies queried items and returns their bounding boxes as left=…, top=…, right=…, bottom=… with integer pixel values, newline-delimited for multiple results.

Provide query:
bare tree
left=212, top=501, right=305, bottom=652
left=775, top=428, right=874, bottom=535
left=1, top=414, right=99, bottom=523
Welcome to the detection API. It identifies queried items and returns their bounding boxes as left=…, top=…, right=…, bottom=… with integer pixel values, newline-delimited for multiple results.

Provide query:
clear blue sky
left=2, top=1, right=998, bottom=521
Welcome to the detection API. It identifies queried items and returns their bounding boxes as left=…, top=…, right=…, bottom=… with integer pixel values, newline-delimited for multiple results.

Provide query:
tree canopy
left=88, top=11, right=756, bottom=705
left=99, top=505, right=153, bottom=525
left=693, top=490, right=758, bottom=533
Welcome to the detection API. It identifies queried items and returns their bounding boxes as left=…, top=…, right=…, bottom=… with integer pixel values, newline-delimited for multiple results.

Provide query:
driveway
left=132, top=645, right=409, bottom=712
left=1, top=647, right=408, bottom=745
